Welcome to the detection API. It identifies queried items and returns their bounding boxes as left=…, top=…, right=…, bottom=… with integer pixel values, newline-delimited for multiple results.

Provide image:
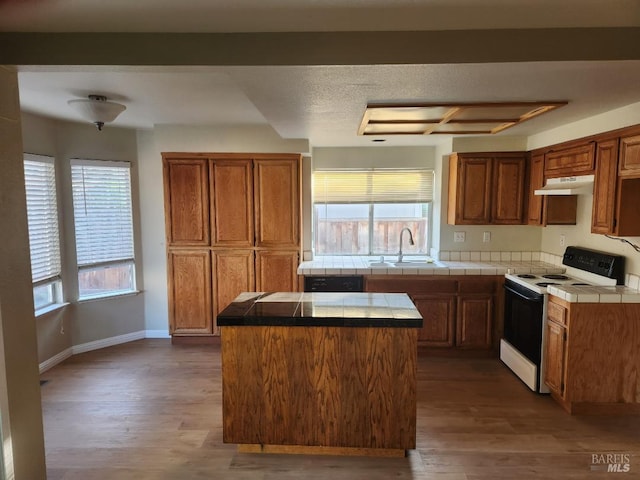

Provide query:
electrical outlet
left=454, top=231, right=466, bottom=243
left=560, top=234, right=566, bottom=247
left=483, top=231, right=491, bottom=243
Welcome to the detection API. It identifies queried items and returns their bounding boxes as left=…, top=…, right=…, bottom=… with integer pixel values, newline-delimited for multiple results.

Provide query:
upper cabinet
left=210, top=158, right=254, bottom=247
left=618, top=134, right=640, bottom=176
left=591, top=133, right=640, bottom=236
left=591, top=139, right=619, bottom=235
left=254, top=158, right=301, bottom=249
left=448, top=152, right=526, bottom=225
left=543, top=143, right=595, bottom=178
left=163, top=158, right=210, bottom=246
left=527, top=152, right=545, bottom=225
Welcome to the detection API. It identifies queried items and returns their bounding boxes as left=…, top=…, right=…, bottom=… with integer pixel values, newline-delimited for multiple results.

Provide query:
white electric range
left=500, top=246, right=625, bottom=393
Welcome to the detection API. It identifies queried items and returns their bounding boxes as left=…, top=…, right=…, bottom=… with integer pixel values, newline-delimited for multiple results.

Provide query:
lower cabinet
left=412, top=294, right=456, bottom=346
left=168, top=248, right=298, bottom=337
left=213, top=250, right=255, bottom=335
left=543, top=295, right=640, bottom=414
left=544, top=319, right=567, bottom=397
left=457, top=295, right=493, bottom=349
left=255, top=250, right=299, bottom=292
left=366, top=276, right=497, bottom=350
left=167, top=249, right=213, bottom=335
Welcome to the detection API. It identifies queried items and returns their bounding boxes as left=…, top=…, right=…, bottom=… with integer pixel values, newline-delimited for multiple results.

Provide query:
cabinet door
left=491, top=155, right=526, bottom=224
left=210, top=159, right=254, bottom=247
left=527, top=153, right=544, bottom=225
left=591, top=139, right=619, bottom=234
left=544, top=143, right=595, bottom=178
left=163, top=159, right=210, bottom=246
left=213, top=250, right=255, bottom=335
left=254, top=158, right=301, bottom=248
left=167, top=249, right=212, bottom=334
left=255, top=250, right=299, bottom=292
left=412, top=294, right=455, bottom=347
left=456, top=295, right=492, bottom=348
left=618, top=134, right=640, bottom=176
left=544, top=321, right=566, bottom=397
left=449, top=155, right=492, bottom=224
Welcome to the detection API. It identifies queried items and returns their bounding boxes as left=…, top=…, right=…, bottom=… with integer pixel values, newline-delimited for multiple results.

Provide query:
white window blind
left=24, top=154, right=61, bottom=284
left=71, top=160, right=134, bottom=268
left=313, top=169, right=434, bottom=204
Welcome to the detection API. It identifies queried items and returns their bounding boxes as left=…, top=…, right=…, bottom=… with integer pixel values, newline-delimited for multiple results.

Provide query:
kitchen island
left=217, top=292, right=422, bottom=457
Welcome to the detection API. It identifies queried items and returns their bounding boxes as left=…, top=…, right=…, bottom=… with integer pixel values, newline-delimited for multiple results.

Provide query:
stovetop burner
left=542, top=274, right=570, bottom=280
left=517, top=274, right=537, bottom=279
left=536, top=282, right=561, bottom=287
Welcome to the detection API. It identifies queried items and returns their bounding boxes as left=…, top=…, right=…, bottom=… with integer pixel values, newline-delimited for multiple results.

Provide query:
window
left=313, top=169, right=434, bottom=255
left=24, top=154, right=63, bottom=311
left=71, top=159, right=136, bottom=300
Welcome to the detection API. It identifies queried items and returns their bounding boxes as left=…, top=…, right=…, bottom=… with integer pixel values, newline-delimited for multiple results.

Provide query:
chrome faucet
left=398, top=227, right=415, bottom=263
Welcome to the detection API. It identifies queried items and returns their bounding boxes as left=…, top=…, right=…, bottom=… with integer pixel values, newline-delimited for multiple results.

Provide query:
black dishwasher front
left=304, top=276, right=364, bottom=292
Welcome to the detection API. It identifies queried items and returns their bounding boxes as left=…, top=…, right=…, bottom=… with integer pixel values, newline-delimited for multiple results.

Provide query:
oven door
left=501, top=279, right=547, bottom=392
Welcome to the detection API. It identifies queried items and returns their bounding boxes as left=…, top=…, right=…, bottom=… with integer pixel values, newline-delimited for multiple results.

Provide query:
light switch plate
left=483, top=231, right=491, bottom=243
left=454, top=231, right=466, bottom=243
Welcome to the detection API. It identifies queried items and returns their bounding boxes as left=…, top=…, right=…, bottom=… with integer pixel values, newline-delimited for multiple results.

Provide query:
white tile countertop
left=548, top=285, right=640, bottom=303
left=297, top=256, right=565, bottom=276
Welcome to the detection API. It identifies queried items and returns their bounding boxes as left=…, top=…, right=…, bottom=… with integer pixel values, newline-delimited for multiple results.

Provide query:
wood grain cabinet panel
left=412, top=294, right=455, bottom=346
left=544, top=319, right=566, bottom=397
left=527, top=152, right=545, bottom=225
left=254, top=158, right=300, bottom=249
left=618, top=134, right=640, bottom=176
left=448, top=154, right=492, bottom=224
left=591, top=139, right=619, bottom=235
left=210, top=159, right=254, bottom=247
left=491, top=155, right=527, bottom=224
left=456, top=295, right=492, bottom=349
left=167, top=249, right=212, bottom=334
left=448, top=152, right=527, bottom=225
left=256, top=250, right=299, bottom=292
left=163, top=152, right=303, bottom=338
left=544, top=143, right=595, bottom=178
left=213, top=250, right=255, bottom=335
left=163, top=159, right=210, bottom=246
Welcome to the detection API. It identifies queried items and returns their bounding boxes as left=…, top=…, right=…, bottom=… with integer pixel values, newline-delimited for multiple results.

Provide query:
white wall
left=436, top=135, right=543, bottom=253
left=138, top=124, right=309, bottom=332
left=21, top=113, right=145, bottom=358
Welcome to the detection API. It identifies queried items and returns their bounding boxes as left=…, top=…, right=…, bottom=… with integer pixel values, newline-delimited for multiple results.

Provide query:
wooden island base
left=222, top=325, right=417, bottom=453
left=238, top=444, right=407, bottom=458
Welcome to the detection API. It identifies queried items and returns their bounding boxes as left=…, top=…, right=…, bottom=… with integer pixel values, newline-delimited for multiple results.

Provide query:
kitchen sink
left=368, top=258, right=444, bottom=268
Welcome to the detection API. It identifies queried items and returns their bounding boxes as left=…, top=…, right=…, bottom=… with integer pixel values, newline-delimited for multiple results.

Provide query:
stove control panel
left=562, top=246, right=625, bottom=284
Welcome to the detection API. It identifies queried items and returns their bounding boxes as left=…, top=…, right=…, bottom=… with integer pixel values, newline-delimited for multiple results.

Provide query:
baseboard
left=72, top=330, right=146, bottom=355
left=39, top=347, right=73, bottom=374
left=40, top=329, right=170, bottom=373
left=145, top=329, right=171, bottom=339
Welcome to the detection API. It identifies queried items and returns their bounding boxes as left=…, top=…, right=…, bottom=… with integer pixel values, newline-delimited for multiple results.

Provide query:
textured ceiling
left=5, top=1, right=640, bottom=147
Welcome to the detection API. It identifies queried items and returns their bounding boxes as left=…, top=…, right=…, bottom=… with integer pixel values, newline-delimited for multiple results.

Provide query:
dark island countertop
left=217, top=292, right=423, bottom=328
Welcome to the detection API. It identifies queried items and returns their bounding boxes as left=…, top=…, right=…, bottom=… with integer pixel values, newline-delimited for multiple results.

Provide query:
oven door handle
left=503, top=283, right=543, bottom=302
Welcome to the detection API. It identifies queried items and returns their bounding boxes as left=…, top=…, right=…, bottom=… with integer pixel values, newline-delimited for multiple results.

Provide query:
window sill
left=77, top=290, right=141, bottom=304
left=36, top=302, right=70, bottom=318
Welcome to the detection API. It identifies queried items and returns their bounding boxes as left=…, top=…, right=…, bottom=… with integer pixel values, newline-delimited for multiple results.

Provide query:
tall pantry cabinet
left=163, top=153, right=302, bottom=338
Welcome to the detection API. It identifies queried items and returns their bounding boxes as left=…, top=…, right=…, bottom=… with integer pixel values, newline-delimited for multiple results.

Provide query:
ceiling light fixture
left=67, top=94, right=126, bottom=131
left=358, top=101, right=568, bottom=137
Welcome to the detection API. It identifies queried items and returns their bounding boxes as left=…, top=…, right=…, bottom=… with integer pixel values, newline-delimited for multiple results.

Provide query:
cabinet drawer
left=547, top=300, right=567, bottom=326
left=544, top=143, right=595, bottom=177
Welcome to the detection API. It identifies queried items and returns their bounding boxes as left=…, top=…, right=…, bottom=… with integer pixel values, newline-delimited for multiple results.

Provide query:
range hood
left=534, top=174, right=594, bottom=196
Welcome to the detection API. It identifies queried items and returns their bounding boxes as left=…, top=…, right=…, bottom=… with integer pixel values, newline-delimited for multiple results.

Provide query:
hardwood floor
left=40, top=339, right=640, bottom=479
